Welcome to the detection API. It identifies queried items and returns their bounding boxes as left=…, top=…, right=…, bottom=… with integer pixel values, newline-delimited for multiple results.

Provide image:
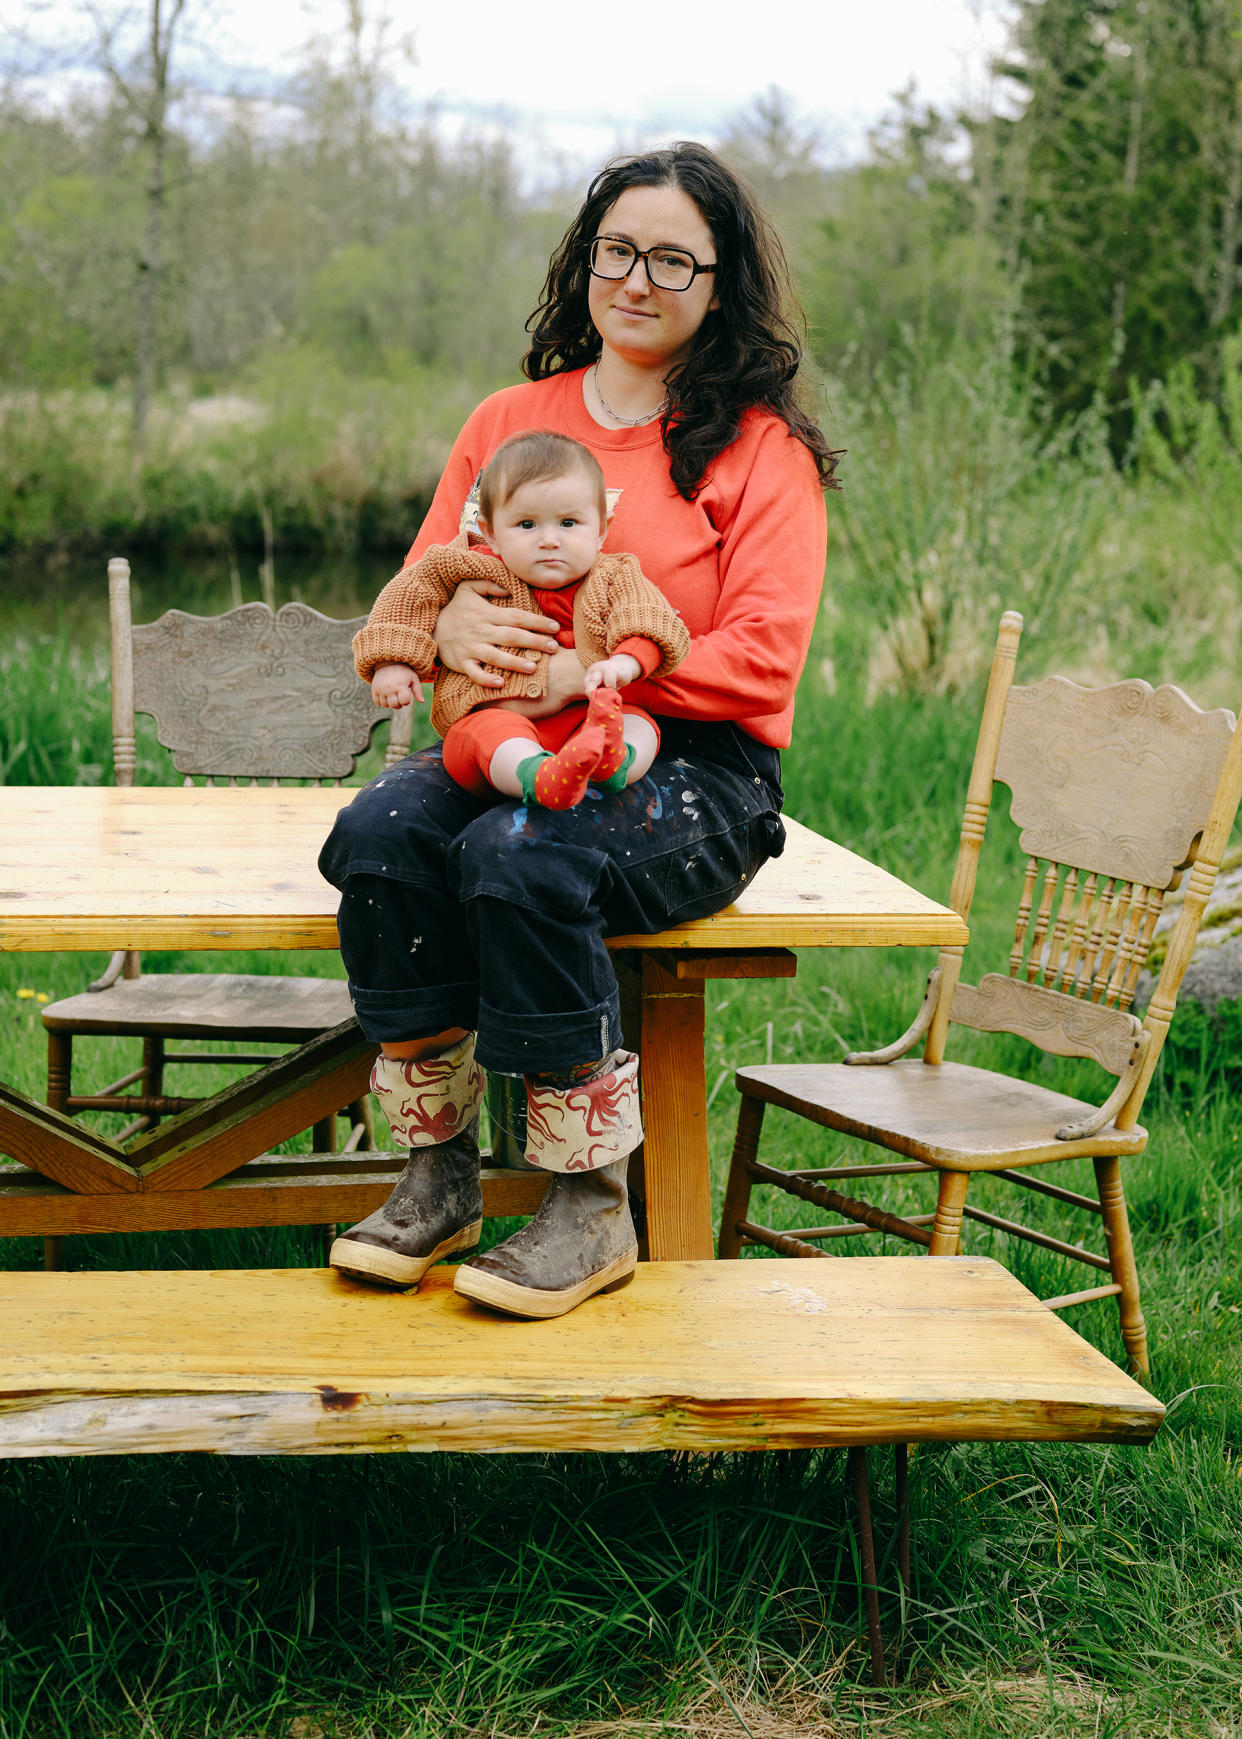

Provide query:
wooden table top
left=0, top=785, right=967, bottom=954
left=0, top=1258, right=1162, bottom=1457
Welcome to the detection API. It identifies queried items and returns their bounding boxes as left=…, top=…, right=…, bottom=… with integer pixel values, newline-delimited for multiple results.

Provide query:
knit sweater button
left=526, top=682, right=540, bottom=696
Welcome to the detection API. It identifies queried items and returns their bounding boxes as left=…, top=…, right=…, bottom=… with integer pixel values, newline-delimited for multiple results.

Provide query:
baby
left=353, top=430, right=689, bottom=809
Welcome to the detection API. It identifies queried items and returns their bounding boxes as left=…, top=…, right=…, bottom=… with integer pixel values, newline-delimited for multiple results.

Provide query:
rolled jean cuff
left=346, top=978, right=480, bottom=1045
left=475, top=992, right=622, bottom=1077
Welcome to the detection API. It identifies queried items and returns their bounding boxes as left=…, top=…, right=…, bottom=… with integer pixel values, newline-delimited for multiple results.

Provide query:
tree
left=88, top=0, right=193, bottom=449
left=797, top=89, right=1009, bottom=383
left=1, top=0, right=200, bottom=444
left=993, top=0, right=1242, bottom=428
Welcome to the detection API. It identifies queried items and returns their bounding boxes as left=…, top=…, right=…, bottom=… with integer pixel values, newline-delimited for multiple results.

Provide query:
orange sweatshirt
left=407, top=368, right=828, bottom=748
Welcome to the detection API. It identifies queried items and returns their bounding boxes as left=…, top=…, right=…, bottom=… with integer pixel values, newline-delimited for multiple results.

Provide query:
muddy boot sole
left=329, top=1218, right=483, bottom=1289
left=453, top=1247, right=638, bottom=1319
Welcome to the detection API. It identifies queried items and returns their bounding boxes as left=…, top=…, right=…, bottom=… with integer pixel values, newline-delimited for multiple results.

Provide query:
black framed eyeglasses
left=587, top=235, right=717, bottom=293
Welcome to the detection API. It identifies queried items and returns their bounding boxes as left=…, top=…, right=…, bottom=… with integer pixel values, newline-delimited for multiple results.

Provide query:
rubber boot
left=330, top=1035, right=484, bottom=1288
left=454, top=1049, right=642, bottom=1318
left=453, top=1155, right=637, bottom=1319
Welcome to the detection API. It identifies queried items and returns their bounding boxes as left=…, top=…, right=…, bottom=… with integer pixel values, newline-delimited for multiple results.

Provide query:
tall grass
left=3, top=633, right=1242, bottom=1735
left=810, top=324, right=1242, bottom=713
left=824, top=324, right=1117, bottom=699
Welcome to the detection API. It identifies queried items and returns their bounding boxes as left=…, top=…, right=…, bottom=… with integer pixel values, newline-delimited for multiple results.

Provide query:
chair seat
left=42, top=974, right=356, bottom=1043
left=736, top=1059, right=1147, bottom=1171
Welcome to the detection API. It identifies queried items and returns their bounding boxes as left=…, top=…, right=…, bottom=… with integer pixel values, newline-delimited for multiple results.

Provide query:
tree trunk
left=130, top=0, right=185, bottom=456
left=1209, top=90, right=1242, bottom=329
left=1110, top=28, right=1147, bottom=357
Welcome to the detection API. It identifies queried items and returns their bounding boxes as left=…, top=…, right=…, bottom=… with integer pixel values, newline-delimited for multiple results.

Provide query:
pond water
left=1, top=547, right=402, bottom=651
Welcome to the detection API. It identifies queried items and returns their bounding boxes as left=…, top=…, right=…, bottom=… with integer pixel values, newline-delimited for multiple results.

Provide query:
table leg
left=639, top=957, right=713, bottom=1261
left=615, top=954, right=648, bottom=1258
left=133, top=1020, right=375, bottom=1193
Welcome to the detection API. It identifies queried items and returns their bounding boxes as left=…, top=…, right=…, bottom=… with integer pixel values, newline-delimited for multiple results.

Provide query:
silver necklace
left=592, top=364, right=667, bottom=427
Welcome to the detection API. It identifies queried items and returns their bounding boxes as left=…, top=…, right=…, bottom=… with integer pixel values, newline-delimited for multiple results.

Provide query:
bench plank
left=0, top=1258, right=1162, bottom=1457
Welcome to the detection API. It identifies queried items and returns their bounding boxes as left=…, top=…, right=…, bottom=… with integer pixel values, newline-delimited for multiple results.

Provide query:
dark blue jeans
left=318, top=719, right=785, bottom=1076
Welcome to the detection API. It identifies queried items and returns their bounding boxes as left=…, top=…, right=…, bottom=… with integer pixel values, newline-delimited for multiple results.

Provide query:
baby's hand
left=371, top=662, right=424, bottom=708
left=583, top=653, right=642, bottom=693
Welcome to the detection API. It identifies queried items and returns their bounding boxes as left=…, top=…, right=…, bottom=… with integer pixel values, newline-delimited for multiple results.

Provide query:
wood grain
left=0, top=1161, right=548, bottom=1236
left=736, top=1059, right=1149, bottom=1171
left=951, top=974, right=1142, bottom=1074
left=639, top=958, right=713, bottom=1260
left=0, top=1258, right=1163, bottom=1457
left=0, top=1082, right=138, bottom=1195
left=41, top=973, right=357, bottom=1038
left=996, top=677, right=1235, bottom=887
left=0, top=792, right=967, bottom=954
left=129, top=1020, right=376, bottom=1192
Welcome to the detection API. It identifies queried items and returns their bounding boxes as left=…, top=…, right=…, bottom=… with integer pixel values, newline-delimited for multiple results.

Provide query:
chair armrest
left=845, top=969, right=942, bottom=1066
left=87, top=950, right=128, bottom=993
left=1055, top=1032, right=1151, bottom=1140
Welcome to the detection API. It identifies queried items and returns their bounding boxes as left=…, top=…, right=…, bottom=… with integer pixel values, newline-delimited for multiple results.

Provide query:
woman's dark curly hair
left=523, top=140, right=840, bottom=500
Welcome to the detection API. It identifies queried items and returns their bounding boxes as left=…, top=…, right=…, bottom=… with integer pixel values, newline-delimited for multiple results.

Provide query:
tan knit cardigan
left=353, top=536, right=690, bottom=738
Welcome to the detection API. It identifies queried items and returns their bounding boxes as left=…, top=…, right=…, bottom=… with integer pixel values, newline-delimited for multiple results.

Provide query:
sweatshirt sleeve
left=614, top=636, right=664, bottom=678
left=623, top=422, right=828, bottom=724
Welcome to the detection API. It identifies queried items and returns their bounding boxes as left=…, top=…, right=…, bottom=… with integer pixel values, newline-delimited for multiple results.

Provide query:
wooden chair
left=719, top=611, right=1242, bottom=1374
left=40, top=557, right=411, bottom=1188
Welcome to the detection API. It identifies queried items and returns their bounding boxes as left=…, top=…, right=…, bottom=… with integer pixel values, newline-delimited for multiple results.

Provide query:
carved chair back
left=108, top=555, right=410, bottom=787
left=924, top=615, right=1240, bottom=1134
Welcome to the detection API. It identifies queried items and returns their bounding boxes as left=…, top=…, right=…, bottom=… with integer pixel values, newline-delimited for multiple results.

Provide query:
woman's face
left=587, top=183, right=719, bottom=374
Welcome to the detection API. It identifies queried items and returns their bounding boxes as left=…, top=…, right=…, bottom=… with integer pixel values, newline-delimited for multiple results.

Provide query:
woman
left=320, top=140, right=837, bottom=1319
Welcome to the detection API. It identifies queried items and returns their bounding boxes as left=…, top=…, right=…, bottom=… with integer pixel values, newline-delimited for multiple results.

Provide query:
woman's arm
left=624, top=423, right=829, bottom=724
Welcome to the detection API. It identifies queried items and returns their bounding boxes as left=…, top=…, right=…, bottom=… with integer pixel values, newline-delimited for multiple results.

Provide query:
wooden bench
left=0, top=1255, right=1163, bottom=1683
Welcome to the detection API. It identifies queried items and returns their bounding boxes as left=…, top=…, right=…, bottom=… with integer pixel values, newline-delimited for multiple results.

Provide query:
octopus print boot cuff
left=522, top=1049, right=642, bottom=1174
left=370, top=1032, right=485, bottom=1149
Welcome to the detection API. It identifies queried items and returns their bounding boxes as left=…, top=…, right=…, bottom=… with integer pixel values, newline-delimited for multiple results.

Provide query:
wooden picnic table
left=0, top=785, right=967, bottom=1260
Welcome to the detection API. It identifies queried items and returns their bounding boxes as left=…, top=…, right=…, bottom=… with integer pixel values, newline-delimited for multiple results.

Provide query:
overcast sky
left=7, top=0, right=1019, bottom=180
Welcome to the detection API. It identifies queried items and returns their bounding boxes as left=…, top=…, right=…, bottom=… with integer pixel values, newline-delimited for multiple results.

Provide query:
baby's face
left=481, top=471, right=607, bottom=589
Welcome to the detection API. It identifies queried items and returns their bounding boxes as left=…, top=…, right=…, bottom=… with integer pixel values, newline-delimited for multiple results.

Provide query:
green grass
left=3, top=630, right=1242, bottom=1737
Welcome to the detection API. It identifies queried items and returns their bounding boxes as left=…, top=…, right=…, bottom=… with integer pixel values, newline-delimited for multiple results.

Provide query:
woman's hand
left=435, top=579, right=560, bottom=687
left=494, top=649, right=588, bottom=719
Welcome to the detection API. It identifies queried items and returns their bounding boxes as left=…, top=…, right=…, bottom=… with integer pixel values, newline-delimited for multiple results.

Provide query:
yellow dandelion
left=16, top=988, right=35, bottom=1000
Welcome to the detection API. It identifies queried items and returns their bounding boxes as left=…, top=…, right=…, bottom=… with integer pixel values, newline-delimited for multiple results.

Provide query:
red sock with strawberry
left=588, top=688, right=630, bottom=784
left=517, top=727, right=606, bottom=810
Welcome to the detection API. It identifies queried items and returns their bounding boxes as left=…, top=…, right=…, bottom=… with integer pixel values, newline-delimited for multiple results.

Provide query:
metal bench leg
left=848, top=1444, right=912, bottom=1687
left=894, top=1442, right=911, bottom=1680
left=849, top=1446, right=886, bottom=1687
